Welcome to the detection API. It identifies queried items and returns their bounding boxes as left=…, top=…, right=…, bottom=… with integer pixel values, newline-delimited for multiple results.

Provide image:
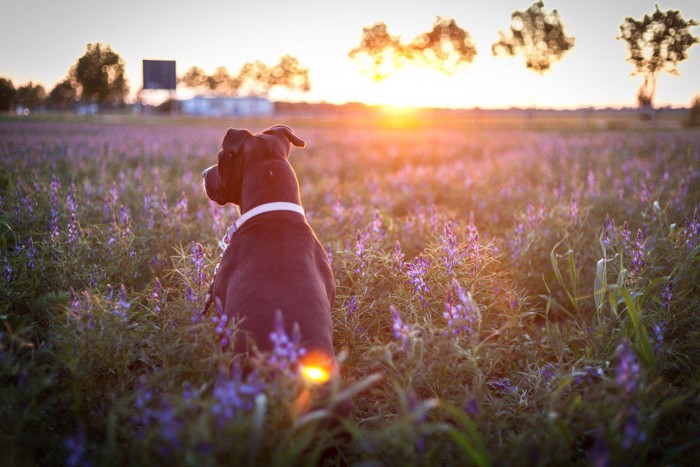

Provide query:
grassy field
left=1, top=114, right=699, bottom=465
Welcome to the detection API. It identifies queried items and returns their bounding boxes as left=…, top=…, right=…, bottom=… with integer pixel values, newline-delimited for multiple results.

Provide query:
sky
left=1, top=0, right=699, bottom=109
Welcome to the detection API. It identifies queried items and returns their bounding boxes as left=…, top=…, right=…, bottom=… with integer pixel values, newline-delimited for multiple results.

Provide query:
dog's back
left=213, top=210, right=335, bottom=357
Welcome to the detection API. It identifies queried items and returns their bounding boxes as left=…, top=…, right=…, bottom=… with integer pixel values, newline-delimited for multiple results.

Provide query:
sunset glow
left=2, top=0, right=698, bottom=109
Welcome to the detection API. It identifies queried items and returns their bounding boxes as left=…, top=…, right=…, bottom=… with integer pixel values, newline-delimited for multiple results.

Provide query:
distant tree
left=267, top=55, right=311, bottom=92
left=410, top=17, right=477, bottom=74
left=686, top=95, right=700, bottom=128
left=181, top=66, right=209, bottom=89
left=618, top=5, right=698, bottom=109
left=492, top=1, right=575, bottom=73
left=180, top=56, right=310, bottom=96
left=209, top=66, right=237, bottom=94
left=47, top=79, right=78, bottom=109
left=16, top=82, right=47, bottom=109
left=349, top=22, right=408, bottom=80
left=350, top=18, right=476, bottom=80
left=0, top=77, right=17, bottom=111
left=70, top=43, right=129, bottom=106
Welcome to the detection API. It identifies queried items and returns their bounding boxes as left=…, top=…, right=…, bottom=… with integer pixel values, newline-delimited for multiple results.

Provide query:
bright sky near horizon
left=1, top=0, right=699, bottom=109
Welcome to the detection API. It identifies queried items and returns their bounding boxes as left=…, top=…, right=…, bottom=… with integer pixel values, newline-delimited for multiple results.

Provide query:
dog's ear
left=263, top=125, right=306, bottom=148
left=222, top=128, right=252, bottom=153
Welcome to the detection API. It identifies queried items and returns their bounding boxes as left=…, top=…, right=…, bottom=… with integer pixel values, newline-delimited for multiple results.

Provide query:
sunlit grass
left=1, top=118, right=699, bottom=465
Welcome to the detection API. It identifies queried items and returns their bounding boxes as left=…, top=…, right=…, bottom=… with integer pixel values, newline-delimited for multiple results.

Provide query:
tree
left=618, top=5, right=698, bottom=108
left=686, top=95, right=700, bottom=128
left=180, top=56, right=311, bottom=96
left=410, top=17, right=477, bottom=74
left=492, top=1, right=575, bottom=73
left=181, top=66, right=209, bottom=89
left=47, top=79, right=78, bottom=109
left=349, top=18, right=477, bottom=80
left=16, top=82, right=47, bottom=109
left=349, top=22, right=408, bottom=80
left=0, top=77, right=17, bottom=111
left=70, top=43, right=129, bottom=106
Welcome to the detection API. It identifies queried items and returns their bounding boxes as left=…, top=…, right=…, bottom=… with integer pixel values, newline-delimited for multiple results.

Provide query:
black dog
left=202, top=125, right=341, bottom=387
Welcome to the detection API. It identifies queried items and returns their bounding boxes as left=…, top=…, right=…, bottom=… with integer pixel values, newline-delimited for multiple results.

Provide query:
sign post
left=142, top=60, right=177, bottom=113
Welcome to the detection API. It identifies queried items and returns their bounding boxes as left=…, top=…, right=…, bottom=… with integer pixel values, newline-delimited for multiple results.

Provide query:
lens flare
left=298, top=350, right=333, bottom=384
left=300, top=364, right=330, bottom=384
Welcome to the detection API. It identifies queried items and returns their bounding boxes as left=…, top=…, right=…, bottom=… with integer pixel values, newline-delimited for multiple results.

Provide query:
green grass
left=1, top=118, right=700, bottom=465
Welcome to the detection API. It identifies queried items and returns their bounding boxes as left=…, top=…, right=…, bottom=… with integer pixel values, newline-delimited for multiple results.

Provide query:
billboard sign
left=143, top=60, right=176, bottom=90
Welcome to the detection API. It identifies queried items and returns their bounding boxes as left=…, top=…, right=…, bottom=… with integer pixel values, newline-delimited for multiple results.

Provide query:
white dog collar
left=223, top=202, right=305, bottom=244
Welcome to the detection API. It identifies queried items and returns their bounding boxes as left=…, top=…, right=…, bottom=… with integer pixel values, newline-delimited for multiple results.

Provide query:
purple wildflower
left=354, top=229, right=370, bottom=277
left=465, top=397, right=480, bottom=416
left=622, top=405, right=647, bottom=450
left=371, top=210, right=385, bottom=238
left=211, top=366, right=262, bottom=426
left=144, top=191, right=156, bottom=230
left=406, top=257, right=431, bottom=308
left=161, top=192, right=169, bottom=215
left=389, top=305, right=411, bottom=350
left=392, top=240, right=405, bottom=271
left=325, top=244, right=333, bottom=265
left=115, top=284, right=130, bottom=322
left=630, top=229, right=645, bottom=275
left=66, top=182, right=78, bottom=214
left=661, top=281, right=673, bottom=311
left=191, top=243, right=207, bottom=287
left=684, top=208, right=699, bottom=251
left=489, top=378, right=517, bottom=395
left=574, top=366, right=602, bottom=386
left=64, top=425, right=90, bottom=467
left=153, top=401, right=181, bottom=448
left=541, top=362, right=557, bottom=384
left=103, top=183, right=118, bottom=223
left=603, top=216, right=616, bottom=248
left=651, top=322, right=667, bottom=354
left=588, top=427, right=610, bottom=467
left=615, top=338, right=640, bottom=393
left=3, top=256, right=12, bottom=283
left=132, top=379, right=154, bottom=436
left=152, top=277, right=165, bottom=314
left=508, top=220, right=525, bottom=264
left=442, top=279, right=480, bottom=337
left=621, top=221, right=631, bottom=248
left=212, top=299, right=233, bottom=348
left=440, top=221, right=459, bottom=275
left=569, top=198, right=579, bottom=226
left=187, top=285, right=203, bottom=323
left=66, top=212, right=80, bottom=244
left=69, top=289, right=94, bottom=330
left=465, top=218, right=482, bottom=266
left=268, top=310, right=306, bottom=370
left=118, top=205, right=131, bottom=238
left=346, top=295, right=357, bottom=316
left=24, top=237, right=36, bottom=269
left=49, top=176, right=61, bottom=239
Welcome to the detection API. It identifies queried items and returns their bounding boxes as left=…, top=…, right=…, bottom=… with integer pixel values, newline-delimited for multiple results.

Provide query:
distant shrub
left=685, top=96, right=700, bottom=128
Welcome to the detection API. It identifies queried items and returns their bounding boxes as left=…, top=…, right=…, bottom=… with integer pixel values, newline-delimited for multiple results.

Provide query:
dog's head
left=202, top=125, right=305, bottom=206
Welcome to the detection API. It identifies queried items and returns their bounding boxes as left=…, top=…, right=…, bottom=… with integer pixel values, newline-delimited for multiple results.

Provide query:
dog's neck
left=239, top=159, right=302, bottom=214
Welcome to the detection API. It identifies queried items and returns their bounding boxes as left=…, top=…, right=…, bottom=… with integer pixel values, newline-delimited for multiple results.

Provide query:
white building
left=180, top=96, right=274, bottom=117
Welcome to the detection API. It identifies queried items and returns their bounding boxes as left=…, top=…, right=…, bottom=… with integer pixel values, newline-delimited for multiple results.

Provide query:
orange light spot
left=298, top=350, right=334, bottom=384
left=300, top=364, right=330, bottom=384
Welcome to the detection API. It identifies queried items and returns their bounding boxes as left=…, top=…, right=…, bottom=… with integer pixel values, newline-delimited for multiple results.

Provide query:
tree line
left=349, top=2, right=697, bottom=108
left=0, top=2, right=697, bottom=112
left=0, top=45, right=311, bottom=112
